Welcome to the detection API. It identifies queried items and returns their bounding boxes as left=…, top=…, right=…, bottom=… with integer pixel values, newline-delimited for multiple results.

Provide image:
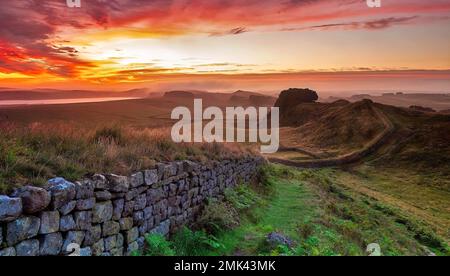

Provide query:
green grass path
left=209, top=169, right=314, bottom=255
left=207, top=165, right=450, bottom=256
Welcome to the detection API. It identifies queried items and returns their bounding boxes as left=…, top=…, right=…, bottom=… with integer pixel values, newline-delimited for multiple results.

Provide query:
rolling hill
left=275, top=98, right=450, bottom=169
left=326, top=93, right=450, bottom=112
left=0, top=88, right=152, bottom=101
left=269, top=91, right=450, bottom=245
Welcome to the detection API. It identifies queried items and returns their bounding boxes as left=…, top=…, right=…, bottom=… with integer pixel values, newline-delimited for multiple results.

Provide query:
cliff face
left=0, top=157, right=265, bottom=256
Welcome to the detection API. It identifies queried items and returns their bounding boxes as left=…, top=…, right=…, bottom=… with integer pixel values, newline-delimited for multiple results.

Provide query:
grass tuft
left=0, top=122, right=256, bottom=194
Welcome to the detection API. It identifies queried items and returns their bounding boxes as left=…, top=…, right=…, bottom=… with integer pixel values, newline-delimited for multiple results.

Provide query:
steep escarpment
left=276, top=88, right=386, bottom=152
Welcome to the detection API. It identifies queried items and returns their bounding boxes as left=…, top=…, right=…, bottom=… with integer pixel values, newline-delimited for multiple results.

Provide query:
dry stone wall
left=0, top=157, right=264, bottom=256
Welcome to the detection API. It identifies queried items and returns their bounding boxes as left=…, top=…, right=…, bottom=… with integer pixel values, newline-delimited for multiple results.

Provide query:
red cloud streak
left=0, top=0, right=449, bottom=82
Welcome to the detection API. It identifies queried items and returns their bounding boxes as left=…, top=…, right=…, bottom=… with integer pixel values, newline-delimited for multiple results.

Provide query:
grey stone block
left=7, top=216, right=40, bottom=245
left=95, top=191, right=112, bottom=201
left=91, top=239, right=104, bottom=256
left=39, top=232, right=63, bottom=256
left=92, top=174, right=107, bottom=190
left=74, top=211, right=92, bottom=230
left=144, top=169, right=158, bottom=186
left=0, top=196, right=22, bottom=222
left=146, top=188, right=163, bottom=203
left=11, top=186, right=50, bottom=214
left=125, top=227, right=139, bottom=244
left=92, top=201, right=113, bottom=223
left=83, top=225, right=102, bottom=246
left=47, top=177, right=76, bottom=209
left=111, top=247, right=123, bottom=256
left=126, top=241, right=139, bottom=256
left=15, top=239, right=39, bottom=256
left=125, top=189, right=138, bottom=201
left=112, top=199, right=124, bottom=221
left=76, top=198, right=95, bottom=211
left=105, top=174, right=129, bottom=192
left=104, top=235, right=117, bottom=251
left=116, top=233, right=124, bottom=248
left=122, top=200, right=134, bottom=217
left=39, top=211, right=60, bottom=234
left=60, top=215, right=76, bottom=232
left=0, top=247, right=16, bottom=256
left=134, top=194, right=147, bottom=211
left=150, top=220, right=170, bottom=237
left=137, top=237, right=145, bottom=250
left=143, top=206, right=153, bottom=220
left=102, top=221, right=120, bottom=237
left=75, top=180, right=94, bottom=199
left=119, top=217, right=133, bottom=231
left=62, top=231, right=85, bottom=254
left=130, top=172, right=144, bottom=188
left=80, top=247, right=92, bottom=256
left=133, top=211, right=144, bottom=226
left=138, top=221, right=148, bottom=236
left=58, top=200, right=77, bottom=216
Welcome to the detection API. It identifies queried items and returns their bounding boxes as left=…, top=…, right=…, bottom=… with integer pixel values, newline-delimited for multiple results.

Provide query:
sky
left=0, top=0, right=449, bottom=94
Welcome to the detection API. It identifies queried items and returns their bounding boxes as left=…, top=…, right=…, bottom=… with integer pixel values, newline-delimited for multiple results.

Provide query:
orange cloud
left=0, top=0, right=449, bottom=86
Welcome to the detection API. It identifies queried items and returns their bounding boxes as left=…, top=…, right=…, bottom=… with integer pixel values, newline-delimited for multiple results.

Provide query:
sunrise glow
left=1, top=0, right=449, bottom=92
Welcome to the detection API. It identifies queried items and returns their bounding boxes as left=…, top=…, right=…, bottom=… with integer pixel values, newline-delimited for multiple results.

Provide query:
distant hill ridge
left=274, top=88, right=450, bottom=172
left=326, top=93, right=450, bottom=111
left=0, top=88, right=150, bottom=101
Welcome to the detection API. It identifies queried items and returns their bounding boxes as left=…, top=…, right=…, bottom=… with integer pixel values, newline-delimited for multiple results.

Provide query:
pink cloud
left=0, top=0, right=449, bottom=78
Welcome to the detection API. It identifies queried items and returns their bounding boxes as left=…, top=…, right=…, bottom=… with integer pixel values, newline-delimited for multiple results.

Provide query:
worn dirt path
left=268, top=105, right=395, bottom=168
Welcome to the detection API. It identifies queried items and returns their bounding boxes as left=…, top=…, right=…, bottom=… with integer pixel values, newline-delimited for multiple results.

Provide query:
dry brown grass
left=0, top=122, right=257, bottom=194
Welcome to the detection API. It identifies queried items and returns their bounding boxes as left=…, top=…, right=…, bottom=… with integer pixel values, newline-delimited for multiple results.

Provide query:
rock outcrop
left=274, top=88, right=318, bottom=111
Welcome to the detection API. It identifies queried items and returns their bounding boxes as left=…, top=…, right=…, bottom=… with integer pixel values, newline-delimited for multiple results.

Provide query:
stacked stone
left=0, top=157, right=264, bottom=256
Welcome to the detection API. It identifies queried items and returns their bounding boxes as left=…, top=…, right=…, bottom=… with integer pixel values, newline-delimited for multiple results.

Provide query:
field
left=335, top=166, right=450, bottom=240
left=0, top=98, right=175, bottom=128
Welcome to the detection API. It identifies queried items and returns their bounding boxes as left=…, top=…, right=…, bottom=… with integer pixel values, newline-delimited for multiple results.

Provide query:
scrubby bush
left=224, top=185, right=262, bottom=211
left=93, top=125, right=124, bottom=144
left=140, top=227, right=224, bottom=256
left=196, top=199, right=240, bottom=234
left=142, top=233, right=175, bottom=256
left=197, top=182, right=268, bottom=235
left=172, top=227, right=224, bottom=256
left=259, top=165, right=293, bottom=185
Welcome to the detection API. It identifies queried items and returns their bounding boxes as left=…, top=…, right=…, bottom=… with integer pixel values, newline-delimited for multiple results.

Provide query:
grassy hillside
left=372, top=103, right=450, bottom=172
left=279, top=100, right=386, bottom=155
left=276, top=100, right=450, bottom=166
left=334, top=166, right=450, bottom=241
left=345, top=93, right=450, bottom=112
left=268, top=98, right=450, bottom=250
